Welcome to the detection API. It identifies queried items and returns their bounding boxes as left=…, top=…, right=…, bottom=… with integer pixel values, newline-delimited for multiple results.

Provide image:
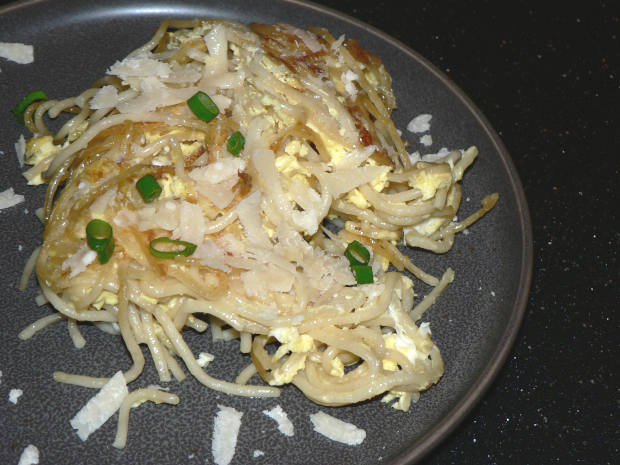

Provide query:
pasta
left=18, top=18, right=498, bottom=444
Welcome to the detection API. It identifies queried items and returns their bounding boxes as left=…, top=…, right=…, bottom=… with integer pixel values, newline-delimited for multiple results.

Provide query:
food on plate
left=309, top=410, right=367, bottom=445
left=16, top=18, right=498, bottom=445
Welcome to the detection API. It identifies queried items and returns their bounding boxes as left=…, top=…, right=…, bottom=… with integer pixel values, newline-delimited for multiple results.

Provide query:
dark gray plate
left=0, top=1, right=532, bottom=464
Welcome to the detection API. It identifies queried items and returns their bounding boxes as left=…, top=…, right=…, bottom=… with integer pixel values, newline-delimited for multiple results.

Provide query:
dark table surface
left=0, top=1, right=617, bottom=464
left=309, top=1, right=618, bottom=464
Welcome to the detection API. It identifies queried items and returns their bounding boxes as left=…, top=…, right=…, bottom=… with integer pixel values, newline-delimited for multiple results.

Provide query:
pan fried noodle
left=19, top=19, right=498, bottom=444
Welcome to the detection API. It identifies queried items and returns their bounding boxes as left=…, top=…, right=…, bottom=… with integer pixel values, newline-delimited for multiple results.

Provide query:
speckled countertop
left=0, top=1, right=616, bottom=464
left=308, top=1, right=618, bottom=463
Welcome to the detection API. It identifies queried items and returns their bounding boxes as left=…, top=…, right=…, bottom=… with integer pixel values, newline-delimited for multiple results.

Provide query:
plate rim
left=0, top=0, right=534, bottom=463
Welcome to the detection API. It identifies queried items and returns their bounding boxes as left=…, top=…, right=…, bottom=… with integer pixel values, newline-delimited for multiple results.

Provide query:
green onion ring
left=149, top=237, right=197, bottom=259
left=12, top=90, right=48, bottom=124
left=86, top=219, right=114, bottom=264
left=187, top=91, right=219, bottom=123
left=350, top=265, right=374, bottom=284
left=344, top=240, right=371, bottom=266
left=136, top=174, right=162, bottom=203
left=227, top=131, right=245, bottom=156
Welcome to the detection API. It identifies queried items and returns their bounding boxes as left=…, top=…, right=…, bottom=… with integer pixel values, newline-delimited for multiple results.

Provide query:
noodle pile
left=18, top=18, right=498, bottom=444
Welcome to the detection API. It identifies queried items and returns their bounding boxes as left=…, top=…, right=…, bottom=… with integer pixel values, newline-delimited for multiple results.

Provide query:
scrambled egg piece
left=180, top=140, right=202, bottom=157
left=383, top=333, right=419, bottom=368
left=381, top=390, right=413, bottom=411
left=382, top=278, right=430, bottom=371
left=275, top=153, right=311, bottom=179
left=378, top=255, right=390, bottom=271
left=270, top=354, right=307, bottom=385
left=364, top=158, right=389, bottom=192
left=408, top=163, right=452, bottom=200
left=268, top=327, right=314, bottom=385
left=24, top=136, right=62, bottom=185
left=382, top=356, right=399, bottom=372
left=25, top=135, right=60, bottom=165
left=304, top=120, right=350, bottom=164
left=411, top=217, right=445, bottom=237
left=370, top=169, right=389, bottom=192
left=160, top=173, right=188, bottom=199
left=270, top=327, right=314, bottom=359
left=342, top=161, right=389, bottom=209
left=329, top=357, right=344, bottom=377
left=284, top=140, right=309, bottom=158
left=346, top=188, right=370, bottom=209
left=260, top=56, right=300, bottom=89
left=92, top=290, right=119, bottom=310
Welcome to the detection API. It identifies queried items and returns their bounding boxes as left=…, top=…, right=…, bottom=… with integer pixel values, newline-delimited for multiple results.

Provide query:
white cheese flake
left=189, top=158, right=245, bottom=185
left=107, top=53, right=171, bottom=79
left=172, top=201, right=206, bottom=245
left=253, top=450, right=265, bottom=458
left=419, top=322, right=432, bottom=337
left=0, top=188, right=25, bottom=210
left=0, top=42, right=33, bottom=64
left=407, top=113, right=432, bottom=133
left=17, top=444, right=39, bottom=465
left=15, top=134, right=26, bottom=167
left=196, top=352, right=215, bottom=367
left=421, top=147, right=451, bottom=163
left=263, top=405, right=295, bottom=436
left=420, top=134, right=433, bottom=146
left=212, top=405, right=243, bottom=465
left=70, top=370, right=128, bottom=441
left=331, top=34, right=345, bottom=51
left=61, top=245, right=97, bottom=279
left=9, top=388, right=23, bottom=404
left=281, top=24, right=323, bottom=53
left=342, top=69, right=359, bottom=98
left=89, top=85, right=119, bottom=109
left=309, top=411, right=366, bottom=445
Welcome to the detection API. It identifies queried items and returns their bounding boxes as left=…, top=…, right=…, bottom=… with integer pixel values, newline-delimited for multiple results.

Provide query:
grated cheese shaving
left=0, top=42, right=33, bottom=64
left=0, top=187, right=25, bottom=210
left=212, top=405, right=243, bottom=465
left=309, top=411, right=366, bottom=445
left=69, top=370, right=128, bottom=441
left=17, top=444, right=39, bottom=465
left=262, top=405, right=295, bottom=436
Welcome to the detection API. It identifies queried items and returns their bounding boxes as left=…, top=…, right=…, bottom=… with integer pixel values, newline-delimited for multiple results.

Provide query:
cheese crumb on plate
left=0, top=42, right=34, bottom=64
left=0, top=188, right=25, bottom=210
left=9, top=388, right=23, bottom=404
left=212, top=405, right=243, bottom=465
left=263, top=404, right=295, bottom=436
left=17, top=444, right=39, bottom=465
left=406, top=113, right=432, bottom=133
left=309, top=411, right=366, bottom=445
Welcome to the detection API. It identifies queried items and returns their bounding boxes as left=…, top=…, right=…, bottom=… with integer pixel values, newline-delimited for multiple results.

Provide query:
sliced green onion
left=136, top=174, right=162, bottom=203
left=12, top=90, right=48, bottom=124
left=150, top=237, right=197, bottom=259
left=227, top=131, right=245, bottom=156
left=187, top=91, right=219, bottom=123
left=86, top=219, right=114, bottom=264
left=344, top=240, right=371, bottom=266
left=350, top=265, right=374, bottom=284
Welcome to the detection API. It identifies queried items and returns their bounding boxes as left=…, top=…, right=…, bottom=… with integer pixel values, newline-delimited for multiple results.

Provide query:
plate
left=0, top=1, right=533, bottom=464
